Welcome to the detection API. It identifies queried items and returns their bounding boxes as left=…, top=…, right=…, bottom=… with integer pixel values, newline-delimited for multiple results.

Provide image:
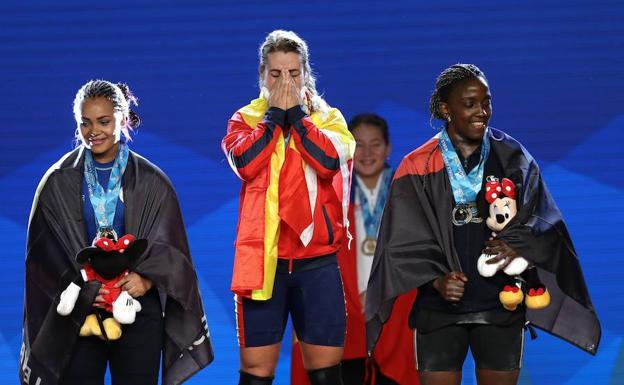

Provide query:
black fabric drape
left=20, top=147, right=213, bottom=385
left=365, top=128, right=600, bottom=356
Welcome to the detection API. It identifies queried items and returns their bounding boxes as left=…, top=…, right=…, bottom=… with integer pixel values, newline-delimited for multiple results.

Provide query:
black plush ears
left=123, top=239, right=148, bottom=267
left=76, top=246, right=101, bottom=265
left=76, top=238, right=149, bottom=266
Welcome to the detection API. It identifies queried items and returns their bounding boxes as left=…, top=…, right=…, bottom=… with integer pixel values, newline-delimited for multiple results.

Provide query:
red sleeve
left=287, top=106, right=340, bottom=180
left=221, top=107, right=285, bottom=181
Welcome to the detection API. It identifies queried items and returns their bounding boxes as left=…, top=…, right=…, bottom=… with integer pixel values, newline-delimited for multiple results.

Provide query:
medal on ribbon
left=361, top=237, right=377, bottom=256
left=356, top=167, right=393, bottom=256
left=438, top=128, right=490, bottom=226
left=84, top=143, right=129, bottom=242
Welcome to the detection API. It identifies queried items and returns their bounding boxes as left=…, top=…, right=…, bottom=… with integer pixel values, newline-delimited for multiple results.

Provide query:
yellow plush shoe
left=102, top=318, right=122, bottom=341
left=79, top=314, right=102, bottom=337
left=499, top=285, right=524, bottom=311
left=525, top=287, right=551, bottom=310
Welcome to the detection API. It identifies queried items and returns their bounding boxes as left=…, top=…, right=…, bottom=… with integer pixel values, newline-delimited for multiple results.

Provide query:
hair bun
left=128, top=110, right=141, bottom=129
left=116, top=82, right=138, bottom=107
left=116, top=82, right=141, bottom=129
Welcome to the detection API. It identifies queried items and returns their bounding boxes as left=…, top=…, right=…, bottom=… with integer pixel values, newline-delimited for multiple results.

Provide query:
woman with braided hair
left=21, top=80, right=213, bottom=385
left=365, top=64, right=600, bottom=385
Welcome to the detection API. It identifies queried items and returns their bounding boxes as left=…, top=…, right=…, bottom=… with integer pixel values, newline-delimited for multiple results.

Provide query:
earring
left=446, top=116, right=452, bottom=123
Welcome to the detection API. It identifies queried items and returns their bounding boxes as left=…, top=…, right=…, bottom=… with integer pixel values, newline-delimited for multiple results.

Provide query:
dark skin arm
left=483, top=239, right=519, bottom=269
left=93, top=273, right=153, bottom=308
left=433, top=272, right=468, bottom=302
left=432, top=242, right=518, bottom=303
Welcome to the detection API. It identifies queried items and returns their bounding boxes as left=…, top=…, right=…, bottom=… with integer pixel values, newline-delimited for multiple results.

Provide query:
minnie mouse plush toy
left=477, top=176, right=550, bottom=311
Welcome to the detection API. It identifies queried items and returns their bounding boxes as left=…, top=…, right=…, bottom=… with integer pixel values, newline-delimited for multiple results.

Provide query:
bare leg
left=239, top=343, right=281, bottom=378
left=299, top=341, right=343, bottom=370
left=476, top=369, right=519, bottom=385
left=419, top=371, right=462, bottom=385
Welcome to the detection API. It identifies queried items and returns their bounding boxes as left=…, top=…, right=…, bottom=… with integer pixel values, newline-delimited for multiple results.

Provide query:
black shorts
left=415, top=319, right=525, bottom=372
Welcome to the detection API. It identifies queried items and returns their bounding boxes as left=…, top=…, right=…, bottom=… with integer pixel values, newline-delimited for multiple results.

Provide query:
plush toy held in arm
left=56, top=233, right=147, bottom=341
left=477, top=176, right=550, bottom=311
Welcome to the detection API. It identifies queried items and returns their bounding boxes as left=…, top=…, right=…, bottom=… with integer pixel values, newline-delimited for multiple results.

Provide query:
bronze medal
left=362, top=237, right=377, bottom=256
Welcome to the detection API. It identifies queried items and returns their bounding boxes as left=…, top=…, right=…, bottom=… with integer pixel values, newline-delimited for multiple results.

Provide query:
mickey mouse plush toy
left=477, top=176, right=550, bottom=311
left=56, top=231, right=147, bottom=341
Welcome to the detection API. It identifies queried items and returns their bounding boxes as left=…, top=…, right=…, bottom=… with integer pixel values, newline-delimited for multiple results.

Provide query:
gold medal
left=362, top=237, right=377, bottom=256
left=95, top=226, right=118, bottom=243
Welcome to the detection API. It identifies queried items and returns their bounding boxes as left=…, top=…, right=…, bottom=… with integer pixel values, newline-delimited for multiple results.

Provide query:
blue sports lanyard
left=438, top=128, right=490, bottom=205
left=355, top=166, right=393, bottom=238
left=84, top=143, right=129, bottom=231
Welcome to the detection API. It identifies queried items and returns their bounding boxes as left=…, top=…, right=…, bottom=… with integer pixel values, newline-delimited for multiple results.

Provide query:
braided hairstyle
left=429, top=64, right=488, bottom=126
left=73, top=80, right=141, bottom=144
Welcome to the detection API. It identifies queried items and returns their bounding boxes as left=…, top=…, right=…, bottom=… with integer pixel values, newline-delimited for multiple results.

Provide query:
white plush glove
left=503, top=257, right=529, bottom=276
left=57, top=282, right=81, bottom=316
left=478, top=253, right=530, bottom=277
left=112, top=291, right=142, bottom=324
left=477, top=253, right=505, bottom=277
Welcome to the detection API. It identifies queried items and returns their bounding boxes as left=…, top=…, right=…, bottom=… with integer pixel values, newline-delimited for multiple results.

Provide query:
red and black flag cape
left=365, top=128, right=601, bottom=356
left=20, top=147, right=213, bottom=385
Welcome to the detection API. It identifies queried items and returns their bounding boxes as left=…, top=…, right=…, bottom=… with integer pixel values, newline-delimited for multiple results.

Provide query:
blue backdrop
left=2, top=1, right=623, bottom=384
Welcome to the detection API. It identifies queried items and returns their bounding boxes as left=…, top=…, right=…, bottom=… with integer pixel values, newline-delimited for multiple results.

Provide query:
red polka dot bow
left=485, top=176, right=516, bottom=203
left=93, top=234, right=136, bottom=253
